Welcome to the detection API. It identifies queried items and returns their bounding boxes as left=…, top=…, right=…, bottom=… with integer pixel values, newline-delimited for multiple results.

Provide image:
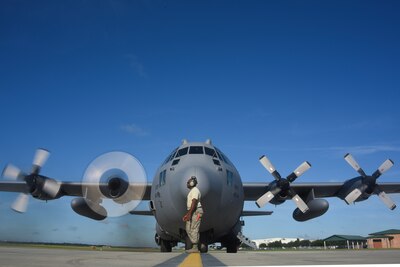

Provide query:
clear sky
left=1, top=0, right=400, bottom=247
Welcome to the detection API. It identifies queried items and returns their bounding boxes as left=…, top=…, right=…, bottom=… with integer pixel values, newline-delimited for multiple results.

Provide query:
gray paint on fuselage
left=150, top=141, right=244, bottom=242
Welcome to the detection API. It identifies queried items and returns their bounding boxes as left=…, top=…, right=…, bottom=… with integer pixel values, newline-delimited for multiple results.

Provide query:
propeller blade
left=255, top=189, right=280, bottom=208
left=2, top=164, right=25, bottom=180
left=42, top=179, right=61, bottom=198
left=344, top=188, right=362, bottom=204
left=32, top=148, right=50, bottom=174
left=374, top=186, right=396, bottom=210
left=291, top=194, right=309, bottom=213
left=378, top=191, right=396, bottom=210
left=11, top=193, right=29, bottom=213
left=259, top=155, right=281, bottom=181
left=287, top=161, right=312, bottom=182
left=344, top=153, right=367, bottom=177
left=372, top=159, right=394, bottom=179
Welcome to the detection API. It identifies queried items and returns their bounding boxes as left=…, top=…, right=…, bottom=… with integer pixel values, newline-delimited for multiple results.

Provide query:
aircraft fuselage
left=150, top=140, right=244, bottom=247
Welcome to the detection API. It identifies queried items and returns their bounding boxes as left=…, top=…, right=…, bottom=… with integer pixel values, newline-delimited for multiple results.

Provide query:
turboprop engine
left=70, top=151, right=147, bottom=220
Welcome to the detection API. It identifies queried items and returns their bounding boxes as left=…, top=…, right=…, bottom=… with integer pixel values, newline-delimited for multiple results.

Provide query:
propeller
left=1, top=148, right=60, bottom=213
left=81, top=151, right=147, bottom=218
left=256, top=155, right=311, bottom=213
left=343, top=153, right=396, bottom=210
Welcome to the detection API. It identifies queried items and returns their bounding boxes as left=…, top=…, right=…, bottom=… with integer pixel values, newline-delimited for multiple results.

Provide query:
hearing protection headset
left=188, top=176, right=198, bottom=187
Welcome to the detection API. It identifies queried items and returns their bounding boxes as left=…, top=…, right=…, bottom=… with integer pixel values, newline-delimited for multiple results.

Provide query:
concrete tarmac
left=0, top=247, right=400, bottom=267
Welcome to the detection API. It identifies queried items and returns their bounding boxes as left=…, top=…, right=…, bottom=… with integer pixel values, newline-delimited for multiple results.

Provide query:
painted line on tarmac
left=178, top=252, right=203, bottom=267
left=200, top=253, right=226, bottom=266
left=154, top=253, right=187, bottom=267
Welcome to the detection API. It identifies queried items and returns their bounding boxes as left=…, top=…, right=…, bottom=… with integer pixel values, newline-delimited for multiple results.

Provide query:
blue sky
left=1, top=0, right=400, bottom=247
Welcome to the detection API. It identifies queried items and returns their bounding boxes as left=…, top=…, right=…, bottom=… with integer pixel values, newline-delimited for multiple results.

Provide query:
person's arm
left=182, top=198, right=198, bottom=222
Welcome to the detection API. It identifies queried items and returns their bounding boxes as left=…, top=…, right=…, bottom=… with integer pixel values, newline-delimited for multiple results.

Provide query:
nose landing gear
left=199, top=243, right=208, bottom=253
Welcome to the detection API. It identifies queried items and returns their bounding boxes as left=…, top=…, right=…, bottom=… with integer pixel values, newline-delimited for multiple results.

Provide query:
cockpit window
left=189, top=146, right=204, bottom=154
left=226, top=170, right=233, bottom=186
left=215, top=147, right=233, bottom=166
left=163, top=148, right=178, bottom=164
left=216, top=151, right=224, bottom=162
left=204, top=147, right=217, bottom=158
left=175, top=147, right=189, bottom=158
left=159, top=169, right=166, bottom=186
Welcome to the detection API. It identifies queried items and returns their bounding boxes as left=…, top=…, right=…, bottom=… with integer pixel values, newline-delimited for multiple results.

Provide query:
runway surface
left=0, top=247, right=400, bottom=266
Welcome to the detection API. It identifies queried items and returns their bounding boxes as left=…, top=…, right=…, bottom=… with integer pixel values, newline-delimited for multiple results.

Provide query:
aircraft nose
left=180, top=167, right=210, bottom=199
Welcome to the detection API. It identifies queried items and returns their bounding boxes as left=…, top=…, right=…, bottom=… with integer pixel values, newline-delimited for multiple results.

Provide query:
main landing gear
left=160, top=239, right=172, bottom=252
left=221, top=234, right=240, bottom=253
left=226, top=243, right=238, bottom=253
left=156, top=234, right=173, bottom=252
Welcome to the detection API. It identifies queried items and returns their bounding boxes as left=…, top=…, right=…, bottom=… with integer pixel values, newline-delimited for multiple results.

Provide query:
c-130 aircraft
left=1, top=139, right=399, bottom=253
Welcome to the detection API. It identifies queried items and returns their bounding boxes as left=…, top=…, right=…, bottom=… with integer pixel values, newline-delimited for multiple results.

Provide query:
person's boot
left=186, top=243, right=199, bottom=253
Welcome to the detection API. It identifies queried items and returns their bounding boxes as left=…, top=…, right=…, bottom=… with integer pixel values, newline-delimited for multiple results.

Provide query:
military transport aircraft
left=1, top=139, right=400, bottom=253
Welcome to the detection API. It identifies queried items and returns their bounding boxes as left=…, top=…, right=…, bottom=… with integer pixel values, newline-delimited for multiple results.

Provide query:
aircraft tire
left=185, top=235, right=192, bottom=250
left=226, top=243, right=238, bottom=253
left=160, top=239, right=172, bottom=252
left=199, top=243, right=208, bottom=253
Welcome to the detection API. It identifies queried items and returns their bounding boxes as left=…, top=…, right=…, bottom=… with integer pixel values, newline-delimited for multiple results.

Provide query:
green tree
left=268, top=241, right=282, bottom=248
left=259, top=243, right=267, bottom=249
left=299, top=239, right=311, bottom=247
left=311, top=240, right=324, bottom=247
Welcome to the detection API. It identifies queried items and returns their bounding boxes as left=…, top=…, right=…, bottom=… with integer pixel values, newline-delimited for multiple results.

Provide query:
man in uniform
left=182, top=176, right=203, bottom=253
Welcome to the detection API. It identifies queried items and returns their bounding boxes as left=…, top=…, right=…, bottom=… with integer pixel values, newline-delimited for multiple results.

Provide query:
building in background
left=252, top=230, right=400, bottom=250
left=367, top=229, right=400, bottom=249
left=323, top=235, right=366, bottom=249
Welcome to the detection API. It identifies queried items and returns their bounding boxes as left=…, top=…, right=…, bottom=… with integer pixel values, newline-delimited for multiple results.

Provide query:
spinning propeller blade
left=1, top=149, right=60, bottom=213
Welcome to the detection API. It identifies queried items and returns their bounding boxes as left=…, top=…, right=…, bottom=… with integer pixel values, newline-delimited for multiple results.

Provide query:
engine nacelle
left=293, top=199, right=329, bottom=222
left=266, top=181, right=287, bottom=205
left=99, top=177, right=130, bottom=203
left=270, top=195, right=286, bottom=205
left=337, top=177, right=372, bottom=202
left=29, top=176, right=61, bottom=200
left=71, top=198, right=107, bottom=221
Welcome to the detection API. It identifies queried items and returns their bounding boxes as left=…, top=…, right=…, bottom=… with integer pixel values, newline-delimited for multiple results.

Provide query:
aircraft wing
left=61, top=182, right=153, bottom=200
left=129, top=210, right=154, bottom=216
left=241, top=210, right=273, bottom=216
left=0, top=181, right=29, bottom=193
left=0, top=181, right=153, bottom=200
left=243, top=182, right=400, bottom=201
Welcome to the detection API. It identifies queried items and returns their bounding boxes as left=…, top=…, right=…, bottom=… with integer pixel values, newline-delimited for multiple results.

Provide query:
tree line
left=258, top=238, right=325, bottom=249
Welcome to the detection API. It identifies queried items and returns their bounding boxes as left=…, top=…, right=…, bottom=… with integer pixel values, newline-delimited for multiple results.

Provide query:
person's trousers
left=186, top=208, right=203, bottom=244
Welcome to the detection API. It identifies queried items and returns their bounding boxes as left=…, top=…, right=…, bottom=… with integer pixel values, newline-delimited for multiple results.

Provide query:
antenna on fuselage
left=205, top=139, right=212, bottom=145
left=182, top=139, right=188, bottom=145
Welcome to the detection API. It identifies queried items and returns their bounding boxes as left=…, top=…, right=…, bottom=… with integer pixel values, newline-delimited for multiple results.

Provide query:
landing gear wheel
left=226, top=243, right=238, bottom=253
left=199, top=243, right=208, bottom=253
left=185, top=236, right=193, bottom=251
left=160, top=239, right=172, bottom=252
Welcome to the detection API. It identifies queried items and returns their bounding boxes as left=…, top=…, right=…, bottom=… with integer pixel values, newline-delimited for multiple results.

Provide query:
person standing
left=182, top=176, right=203, bottom=253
